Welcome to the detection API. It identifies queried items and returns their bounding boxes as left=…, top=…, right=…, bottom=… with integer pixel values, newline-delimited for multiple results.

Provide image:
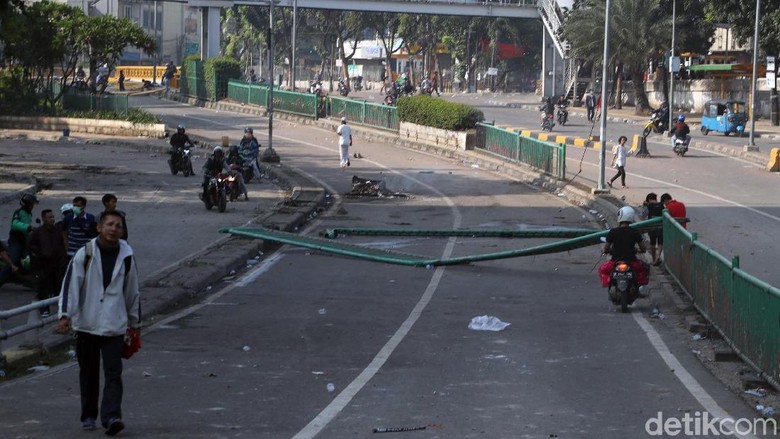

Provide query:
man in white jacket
left=57, top=211, right=140, bottom=436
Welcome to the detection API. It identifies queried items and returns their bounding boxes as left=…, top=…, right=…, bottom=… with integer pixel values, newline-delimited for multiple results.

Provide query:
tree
left=364, top=13, right=403, bottom=85
left=561, top=0, right=672, bottom=114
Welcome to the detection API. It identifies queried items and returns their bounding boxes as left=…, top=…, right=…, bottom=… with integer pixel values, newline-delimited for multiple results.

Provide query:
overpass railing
left=663, top=213, right=780, bottom=390
left=475, top=122, right=566, bottom=178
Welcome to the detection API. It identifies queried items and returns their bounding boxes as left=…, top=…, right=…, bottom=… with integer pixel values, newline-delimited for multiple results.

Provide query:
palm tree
left=561, top=0, right=671, bottom=114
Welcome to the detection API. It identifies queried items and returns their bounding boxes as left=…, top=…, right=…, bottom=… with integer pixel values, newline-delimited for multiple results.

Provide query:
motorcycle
left=168, top=146, right=194, bottom=177
left=556, top=105, right=568, bottom=126
left=541, top=113, right=555, bottom=132
left=642, top=111, right=668, bottom=137
left=672, top=136, right=689, bottom=156
left=309, top=80, right=323, bottom=96
left=202, top=173, right=228, bottom=212
left=608, top=260, right=643, bottom=313
left=227, top=164, right=246, bottom=202
left=338, top=78, right=350, bottom=97
left=351, top=75, right=363, bottom=92
left=383, top=94, right=396, bottom=106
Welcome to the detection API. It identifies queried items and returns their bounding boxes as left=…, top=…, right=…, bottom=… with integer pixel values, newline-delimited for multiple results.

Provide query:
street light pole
left=291, top=0, right=297, bottom=92
left=749, top=0, right=761, bottom=147
left=668, top=0, right=676, bottom=132
left=597, top=0, right=612, bottom=191
left=267, top=0, right=275, bottom=151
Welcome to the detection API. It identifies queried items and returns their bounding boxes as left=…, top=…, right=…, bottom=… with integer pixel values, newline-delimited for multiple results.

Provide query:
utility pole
left=668, top=0, right=676, bottom=133
left=597, top=0, right=612, bottom=192
left=748, top=0, right=761, bottom=147
left=291, top=0, right=297, bottom=92
left=267, top=0, right=275, bottom=152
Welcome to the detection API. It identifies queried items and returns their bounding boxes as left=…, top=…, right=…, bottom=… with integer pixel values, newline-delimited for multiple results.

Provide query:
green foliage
left=397, top=95, right=484, bottom=131
left=204, top=57, right=242, bottom=101
left=704, top=0, right=780, bottom=55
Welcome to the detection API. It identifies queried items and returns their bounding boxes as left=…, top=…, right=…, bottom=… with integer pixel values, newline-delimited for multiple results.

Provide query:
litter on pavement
left=468, top=315, right=510, bottom=331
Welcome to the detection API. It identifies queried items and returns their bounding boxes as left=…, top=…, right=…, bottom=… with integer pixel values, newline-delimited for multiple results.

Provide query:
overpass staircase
left=538, top=0, right=584, bottom=101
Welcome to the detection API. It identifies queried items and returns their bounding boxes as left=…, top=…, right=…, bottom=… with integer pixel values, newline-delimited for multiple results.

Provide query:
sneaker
left=105, top=418, right=124, bottom=436
left=347, top=160, right=351, bottom=167
left=82, top=418, right=96, bottom=431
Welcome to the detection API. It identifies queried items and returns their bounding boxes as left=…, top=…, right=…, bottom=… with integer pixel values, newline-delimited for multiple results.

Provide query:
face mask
left=72, top=206, right=82, bottom=216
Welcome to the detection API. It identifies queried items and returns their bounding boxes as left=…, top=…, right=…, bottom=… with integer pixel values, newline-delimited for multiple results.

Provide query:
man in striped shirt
left=62, top=196, right=98, bottom=262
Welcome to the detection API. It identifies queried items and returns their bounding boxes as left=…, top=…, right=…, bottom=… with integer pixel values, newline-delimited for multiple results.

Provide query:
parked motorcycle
left=202, top=173, right=229, bottom=212
left=642, top=111, right=668, bottom=137
left=309, top=80, right=323, bottom=96
left=168, top=146, right=194, bottom=177
left=338, top=78, right=350, bottom=97
left=672, top=136, right=689, bottom=156
left=608, top=260, right=643, bottom=313
left=541, top=113, right=555, bottom=132
left=556, top=105, right=568, bottom=126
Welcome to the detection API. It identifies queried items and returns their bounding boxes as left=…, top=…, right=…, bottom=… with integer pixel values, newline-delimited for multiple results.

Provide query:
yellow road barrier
left=768, top=148, right=780, bottom=172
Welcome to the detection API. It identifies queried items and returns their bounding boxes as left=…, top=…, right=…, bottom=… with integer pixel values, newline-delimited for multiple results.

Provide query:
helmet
left=677, top=114, right=685, bottom=122
left=213, top=146, right=224, bottom=155
left=60, top=203, right=74, bottom=214
left=617, top=206, right=636, bottom=223
left=244, top=127, right=253, bottom=134
left=21, top=193, right=39, bottom=205
left=177, top=124, right=185, bottom=132
left=229, top=144, right=239, bottom=155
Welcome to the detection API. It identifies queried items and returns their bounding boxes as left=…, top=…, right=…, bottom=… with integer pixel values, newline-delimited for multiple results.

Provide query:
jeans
left=76, top=332, right=125, bottom=427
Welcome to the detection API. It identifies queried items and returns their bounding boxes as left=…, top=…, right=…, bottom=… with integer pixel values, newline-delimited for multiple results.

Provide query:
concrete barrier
left=399, top=122, right=475, bottom=150
left=0, top=116, right=166, bottom=138
left=768, top=147, right=780, bottom=172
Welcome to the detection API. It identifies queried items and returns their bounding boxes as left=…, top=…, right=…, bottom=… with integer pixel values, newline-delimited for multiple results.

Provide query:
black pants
left=586, top=106, right=595, bottom=121
left=610, top=166, right=626, bottom=186
left=76, top=332, right=124, bottom=427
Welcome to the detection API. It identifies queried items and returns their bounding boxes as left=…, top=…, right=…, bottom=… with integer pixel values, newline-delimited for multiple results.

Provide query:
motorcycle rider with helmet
left=169, top=125, right=194, bottom=172
left=671, top=114, right=691, bottom=148
left=200, top=146, right=230, bottom=201
left=540, top=97, right=555, bottom=125
left=598, top=206, right=649, bottom=292
left=239, top=127, right=261, bottom=180
left=226, top=145, right=249, bottom=200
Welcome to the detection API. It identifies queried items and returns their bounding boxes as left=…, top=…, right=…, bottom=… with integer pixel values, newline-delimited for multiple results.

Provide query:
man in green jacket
left=0, top=193, right=38, bottom=288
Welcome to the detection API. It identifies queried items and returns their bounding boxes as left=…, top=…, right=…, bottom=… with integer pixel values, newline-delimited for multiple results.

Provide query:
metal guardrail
left=0, top=297, right=60, bottom=366
left=329, top=96, right=399, bottom=131
left=61, top=92, right=130, bottom=116
left=475, top=122, right=566, bottom=178
left=663, top=212, right=780, bottom=390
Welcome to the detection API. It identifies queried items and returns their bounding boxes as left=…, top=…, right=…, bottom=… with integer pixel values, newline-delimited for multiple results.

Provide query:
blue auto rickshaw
left=700, top=100, right=748, bottom=137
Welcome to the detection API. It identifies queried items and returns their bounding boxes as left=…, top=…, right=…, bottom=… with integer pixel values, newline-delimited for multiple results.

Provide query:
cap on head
left=617, top=206, right=636, bottom=223
left=341, top=117, right=347, bottom=123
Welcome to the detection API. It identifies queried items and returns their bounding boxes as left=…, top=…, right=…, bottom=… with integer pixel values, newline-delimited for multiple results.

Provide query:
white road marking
left=633, top=313, right=759, bottom=439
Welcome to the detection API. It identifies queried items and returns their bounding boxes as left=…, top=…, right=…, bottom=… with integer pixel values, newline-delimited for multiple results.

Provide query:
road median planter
left=0, top=116, right=166, bottom=138
left=399, top=122, right=475, bottom=150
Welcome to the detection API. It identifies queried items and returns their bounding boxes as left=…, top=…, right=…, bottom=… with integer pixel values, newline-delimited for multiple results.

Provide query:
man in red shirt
left=660, top=193, right=687, bottom=229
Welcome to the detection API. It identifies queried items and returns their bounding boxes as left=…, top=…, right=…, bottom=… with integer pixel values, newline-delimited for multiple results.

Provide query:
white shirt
left=336, top=124, right=352, bottom=146
left=612, top=143, right=628, bottom=167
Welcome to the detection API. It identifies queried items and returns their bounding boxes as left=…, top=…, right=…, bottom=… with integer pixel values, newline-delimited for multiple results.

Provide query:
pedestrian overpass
left=189, top=0, right=572, bottom=97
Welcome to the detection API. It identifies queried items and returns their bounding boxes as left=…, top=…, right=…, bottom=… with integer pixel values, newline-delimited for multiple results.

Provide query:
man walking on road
left=335, top=117, right=352, bottom=169
left=57, top=211, right=140, bottom=436
left=608, top=136, right=630, bottom=189
left=584, top=89, right=596, bottom=122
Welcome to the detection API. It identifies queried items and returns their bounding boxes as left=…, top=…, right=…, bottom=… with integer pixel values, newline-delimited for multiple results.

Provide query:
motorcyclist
left=226, top=145, right=248, bottom=200
left=556, top=93, right=569, bottom=123
left=672, top=114, right=691, bottom=147
left=75, top=66, right=86, bottom=85
left=169, top=125, right=194, bottom=170
left=420, top=76, right=433, bottom=95
left=540, top=97, right=555, bottom=125
left=239, top=127, right=261, bottom=180
left=598, top=206, right=649, bottom=292
left=656, top=102, right=670, bottom=129
left=201, top=146, right=230, bottom=200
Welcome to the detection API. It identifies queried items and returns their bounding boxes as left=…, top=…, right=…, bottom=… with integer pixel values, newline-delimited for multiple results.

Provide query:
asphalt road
left=0, top=98, right=775, bottom=438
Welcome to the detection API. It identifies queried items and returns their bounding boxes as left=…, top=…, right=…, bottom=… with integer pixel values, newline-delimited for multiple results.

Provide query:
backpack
left=83, top=242, right=132, bottom=277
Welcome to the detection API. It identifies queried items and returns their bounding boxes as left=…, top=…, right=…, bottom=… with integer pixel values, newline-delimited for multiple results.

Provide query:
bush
left=60, top=108, right=161, bottom=124
left=397, top=95, right=484, bottom=131
left=204, top=57, right=241, bottom=101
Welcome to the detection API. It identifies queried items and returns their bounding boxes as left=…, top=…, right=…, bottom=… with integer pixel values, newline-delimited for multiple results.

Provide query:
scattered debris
left=27, top=365, right=50, bottom=372
left=143, top=371, right=152, bottom=377
left=756, top=404, right=775, bottom=417
left=318, top=308, right=327, bottom=315
left=326, top=383, right=336, bottom=392
left=468, top=315, right=510, bottom=331
left=745, top=388, right=768, bottom=398
left=373, top=425, right=428, bottom=433
left=692, top=334, right=704, bottom=341
left=242, top=345, right=251, bottom=352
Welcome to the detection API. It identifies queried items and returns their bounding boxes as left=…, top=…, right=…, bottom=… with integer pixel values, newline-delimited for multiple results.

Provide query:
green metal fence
left=227, top=81, right=317, bottom=118
left=663, top=213, right=780, bottom=389
left=179, top=60, right=207, bottom=100
left=475, top=123, right=566, bottom=178
left=329, top=96, right=399, bottom=131
left=61, top=91, right=129, bottom=116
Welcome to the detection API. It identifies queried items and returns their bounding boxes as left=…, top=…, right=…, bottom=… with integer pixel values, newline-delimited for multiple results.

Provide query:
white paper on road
left=468, top=315, right=511, bottom=331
